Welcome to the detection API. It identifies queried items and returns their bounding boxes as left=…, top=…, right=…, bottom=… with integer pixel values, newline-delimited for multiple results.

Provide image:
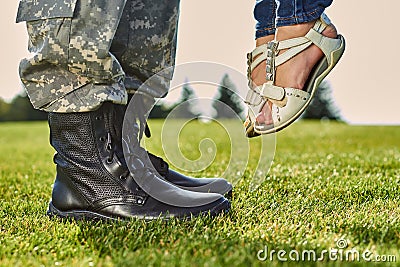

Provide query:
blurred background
left=1, top=1, right=399, bottom=124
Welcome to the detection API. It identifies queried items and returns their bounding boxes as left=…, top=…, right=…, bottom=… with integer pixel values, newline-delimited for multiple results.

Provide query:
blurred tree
left=0, top=98, right=11, bottom=121
left=0, top=93, right=47, bottom=121
left=180, top=81, right=196, bottom=102
left=302, top=81, right=343, bottom=121
left=212, top=74, right=245, bottom=119
left=172, top=81, right=201, bottom=119
left=149, top=80, right=200, bottom=119
left=149, top=102, right=174, bottom=119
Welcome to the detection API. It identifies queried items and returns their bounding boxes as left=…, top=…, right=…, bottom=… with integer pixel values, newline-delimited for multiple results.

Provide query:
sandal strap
left=249, top=48, right=269, bottom=74
left=246, top=14, right=331, bottom=85
left=245, top=82, right=285, bottom=107
left=247, top=36, right=310, bottom=75
left=275, top=41, right=313, bottom=67
left=246, top=45, right=269, bottom=84
left=274, top=14, right=331, bottom=67
left=277, top=36, right=310, bottom=50
left=245, top=89, right=263, bottom=106
left=315, top=13, right=331, bottom=31
left=246, top=13, right=339, bottom=103
left=258, top=83, right=285, bottom=101
left=305, top=28, right=342, bottom=63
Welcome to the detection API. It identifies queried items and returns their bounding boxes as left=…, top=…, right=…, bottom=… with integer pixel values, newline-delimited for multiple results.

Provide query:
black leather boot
left=118, top=97, right=232, bottom=197
left=47, top=102, right=230, bottom=220
left=148, top=153, right=232, bottom=197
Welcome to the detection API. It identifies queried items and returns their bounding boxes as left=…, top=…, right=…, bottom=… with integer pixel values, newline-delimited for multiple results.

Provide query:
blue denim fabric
left=254, top=0, right=333, bottom=39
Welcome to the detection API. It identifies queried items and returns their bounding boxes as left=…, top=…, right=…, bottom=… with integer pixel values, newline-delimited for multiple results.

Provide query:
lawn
left=0, top=120, right=399, bottom=266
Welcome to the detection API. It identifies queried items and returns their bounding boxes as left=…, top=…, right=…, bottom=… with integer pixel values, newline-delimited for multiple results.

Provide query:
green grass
left=0, top=120, right=399, bottom=266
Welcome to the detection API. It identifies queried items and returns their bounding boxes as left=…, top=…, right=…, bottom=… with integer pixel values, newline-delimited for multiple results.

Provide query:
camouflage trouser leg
left=16, top=0, right=128, bottom=112
left=110, top=0, right=180, bottom=97
left=17, top=0, right=180, bottom=112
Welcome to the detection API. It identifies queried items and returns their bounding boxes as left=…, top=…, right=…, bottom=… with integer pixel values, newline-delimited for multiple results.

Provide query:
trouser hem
left=41, top=79, right=128, bottom=113
left=275, top=7, right=325, bottom=27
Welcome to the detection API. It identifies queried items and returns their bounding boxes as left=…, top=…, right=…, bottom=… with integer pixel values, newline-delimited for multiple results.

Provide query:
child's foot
left=252, top=20, right=338, bottom=126
left=274, top=22, right=337, bottom=90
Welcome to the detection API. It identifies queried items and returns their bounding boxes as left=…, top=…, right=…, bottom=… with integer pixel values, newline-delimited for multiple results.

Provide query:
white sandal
left=244, top=13, right=345, bottom=137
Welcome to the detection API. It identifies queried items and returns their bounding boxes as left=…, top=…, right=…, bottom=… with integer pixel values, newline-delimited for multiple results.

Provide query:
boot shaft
left=47, top=102, right=230, bottom=220
left=48, top=103, right=129, bottom=204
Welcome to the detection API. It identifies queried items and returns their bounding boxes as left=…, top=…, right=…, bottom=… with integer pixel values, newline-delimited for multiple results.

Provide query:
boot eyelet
left=119, top=175, right=126, bottom=180
left=95, top=116, right=102, bottom=120
left=100, top=137, right=106, bottom=142
left=106, top=158, right=113, bottom=164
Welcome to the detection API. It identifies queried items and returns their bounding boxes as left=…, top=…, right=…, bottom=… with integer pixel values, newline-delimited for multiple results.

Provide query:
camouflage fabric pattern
left=44, top=79, right=127, bottom=113
left=17, top=0, right=180, bottom=112
left=111, top=0, right=180, bottom=97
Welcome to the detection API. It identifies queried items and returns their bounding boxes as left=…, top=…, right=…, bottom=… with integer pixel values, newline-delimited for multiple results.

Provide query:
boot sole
left=47, top=200, right=231, bottom=222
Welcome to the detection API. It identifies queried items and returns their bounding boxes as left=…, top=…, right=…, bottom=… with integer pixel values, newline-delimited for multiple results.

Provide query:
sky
left=1, top=0, right=400, bottom=125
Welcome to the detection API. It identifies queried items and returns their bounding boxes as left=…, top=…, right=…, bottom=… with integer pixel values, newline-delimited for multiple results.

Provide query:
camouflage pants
left=16, top=0, right=180, bottom=112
